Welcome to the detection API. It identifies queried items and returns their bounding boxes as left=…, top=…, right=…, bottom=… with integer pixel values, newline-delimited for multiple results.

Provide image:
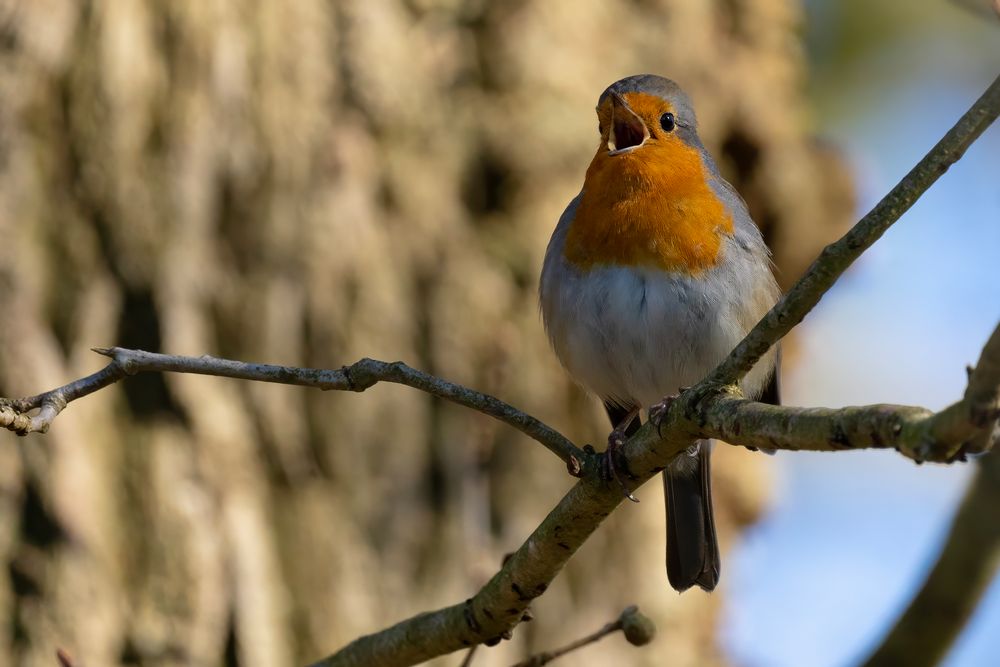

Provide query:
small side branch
left=0, top=348, right=585, bottom=467
left=0, top=362, right=126, bottom=434
left=307, top=465, right=673, bottom=667
left=958, top=323, right=1000, bottom=454
left=688, top=320, right=1000, bottom=463
left=509, top=605, right=655, bottom=667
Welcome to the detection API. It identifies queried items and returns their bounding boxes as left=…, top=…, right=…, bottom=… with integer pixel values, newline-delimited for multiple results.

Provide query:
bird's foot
left=603, top=426, right=639, bottom=503
left=648, top=391, right=684, bottom=436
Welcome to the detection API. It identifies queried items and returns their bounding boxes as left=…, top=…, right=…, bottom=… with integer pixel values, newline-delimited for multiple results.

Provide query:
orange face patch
left=564, top=92, right=733, bottom=274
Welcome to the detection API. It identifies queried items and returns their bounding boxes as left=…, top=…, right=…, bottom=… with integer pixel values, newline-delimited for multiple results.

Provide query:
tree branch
left=508, top=605, right=655, bottom=667
left=686, top=319, right=1000, bottom=463
left=706, top=73, right=1000, bottom=388
left=0, top=347, right=586, bottom=468
left=961, top=322, right=1000, bottom=454
left=304, top=317, right=999, bottom=665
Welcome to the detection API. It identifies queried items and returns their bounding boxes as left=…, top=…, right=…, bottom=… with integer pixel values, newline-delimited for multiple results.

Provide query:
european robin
left=539, top=75, right=780, bottom=592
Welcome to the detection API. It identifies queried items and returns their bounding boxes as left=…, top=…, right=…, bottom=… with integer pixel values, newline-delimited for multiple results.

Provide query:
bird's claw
left=648, top=393, right=681, bottom=437
left=603, top=428, right=639, bottom=503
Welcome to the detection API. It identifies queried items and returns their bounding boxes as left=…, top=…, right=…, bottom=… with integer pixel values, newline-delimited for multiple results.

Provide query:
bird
left=539, top=74, right=780, bottom=592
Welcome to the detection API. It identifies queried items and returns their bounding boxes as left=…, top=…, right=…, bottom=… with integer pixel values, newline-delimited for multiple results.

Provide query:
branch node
left=509, top=605, right=654, bottom=667
left=0, top=406, right=33, bottom=436
left=112, top=350, right=140, bottom=376
left=342, top=359, right=379, bottom=392
left=620, top=605, right=656, bottom=646
left=340, top=365, right=357, bottom=391
left=463, top=599, right=482, bottom=633
left=969, top=403, right=1000, bottom=429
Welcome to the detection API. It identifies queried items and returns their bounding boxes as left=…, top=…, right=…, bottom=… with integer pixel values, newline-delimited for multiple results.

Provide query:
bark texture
left=0, top=1, right=852, bottom=665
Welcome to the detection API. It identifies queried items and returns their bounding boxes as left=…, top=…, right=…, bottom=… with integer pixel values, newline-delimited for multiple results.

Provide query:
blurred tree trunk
left=0, top=1, right=852, bottom=665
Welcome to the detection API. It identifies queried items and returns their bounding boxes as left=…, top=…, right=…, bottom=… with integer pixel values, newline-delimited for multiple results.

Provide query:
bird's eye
left=659, top=112, right=675, bottom=132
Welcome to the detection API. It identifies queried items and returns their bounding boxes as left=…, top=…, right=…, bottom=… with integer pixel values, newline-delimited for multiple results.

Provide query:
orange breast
left=564, top=127, right=733, bottom=274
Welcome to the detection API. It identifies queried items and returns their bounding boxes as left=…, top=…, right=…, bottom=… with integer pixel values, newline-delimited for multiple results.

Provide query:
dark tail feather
left=604, top=402, right=719, bottom=591
left=755, top=347, right=782, bottom=455
left=664, top=441, right=720, bottom=592
left=760, top=348, right=781, bottom=406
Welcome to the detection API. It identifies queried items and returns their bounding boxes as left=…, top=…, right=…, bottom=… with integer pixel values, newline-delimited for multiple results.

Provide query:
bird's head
left=592, top=74, right=704, bottom=172
left=565, top=75, right=733, bottom=274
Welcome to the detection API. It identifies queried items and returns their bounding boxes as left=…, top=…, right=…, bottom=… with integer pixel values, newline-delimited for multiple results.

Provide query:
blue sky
left=722, top=8, right=1000, bottom=667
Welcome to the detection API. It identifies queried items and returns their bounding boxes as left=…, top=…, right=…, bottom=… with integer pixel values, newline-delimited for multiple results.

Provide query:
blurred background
left=725, top=3, right=1000, bottom=667
left=0, top=1, right=995, bottom=666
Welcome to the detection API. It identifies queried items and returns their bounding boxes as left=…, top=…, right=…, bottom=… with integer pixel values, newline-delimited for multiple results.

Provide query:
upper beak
left=607, top=92, right=649, bottom=155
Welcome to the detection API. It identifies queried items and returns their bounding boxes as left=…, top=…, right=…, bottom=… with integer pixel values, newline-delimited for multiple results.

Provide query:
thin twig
left=509, top=606, right=655, bottom=667
left=706, top=73, right=1000, bottom=388
left=687, top=319, right=1000, bottom=463
left=3, top=329, right=996, bottom=468
left=0, top=347, right=585, bottom=467
left=0, top=363, right=126, bottom=433
left=459, top=645, right=477, bottom=667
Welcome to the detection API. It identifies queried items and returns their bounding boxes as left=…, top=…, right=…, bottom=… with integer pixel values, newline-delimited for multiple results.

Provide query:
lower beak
left=608, top=93, right=650, bottom=155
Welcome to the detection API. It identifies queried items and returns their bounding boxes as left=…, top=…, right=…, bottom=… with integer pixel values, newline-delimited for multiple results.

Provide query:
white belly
left=542, top=263, right=754, bottom=408
left=540, top=194, right=779, bottom=409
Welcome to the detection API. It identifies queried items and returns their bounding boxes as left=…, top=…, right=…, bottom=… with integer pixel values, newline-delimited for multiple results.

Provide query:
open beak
left=607, top=92, right=649, bottom=155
